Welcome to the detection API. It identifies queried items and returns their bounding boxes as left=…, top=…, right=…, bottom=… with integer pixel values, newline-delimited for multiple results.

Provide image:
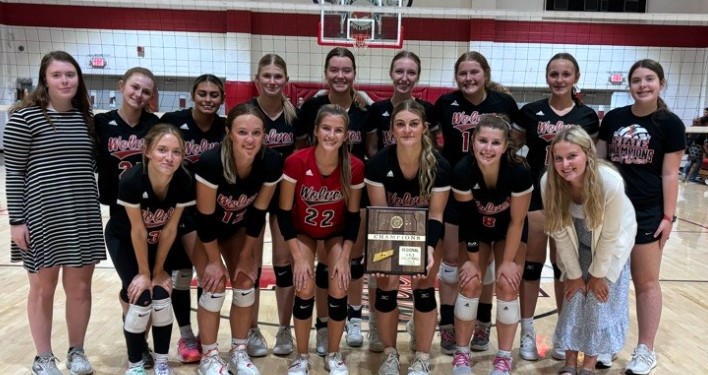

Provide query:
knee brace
left=232, top=288, right=256, bottom=308
left=437, top=262, right=458, bottom=284
left=328, top=295, right=348, bottom=322
left=522, top=262, right=544, bottom=281
left=198, top=292, right=225, bottom=313
left=274, top=265, right=294, bottom=288
left=483, top=261, right=495, bottom=285
left=293, top=296, right=315, bottom=320
left=350, top=256, right=365, bottom=280
left=152, top=298, right=174, bottom=327
left=413, top=288, right=437, bottom=313
left=454, top=294, right=480, bottom=322
left=496, top=298, right=520, bottom=325
left=124, top=304, right=151, bottom=334
left=172, top=269, right=193, bottom=291
left=552, top=263, right=562, bottom=280
left=315, top=262, right=329, bottom=289
left=375, top=289, right=398, bottom=313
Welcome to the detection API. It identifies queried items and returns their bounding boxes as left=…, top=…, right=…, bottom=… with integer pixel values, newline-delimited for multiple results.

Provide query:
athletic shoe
left=273, top=326, right=294, bottom=356
left=31, top=355, right=62, bottom=375
left=67, top=349, right=94, bottom=375
left=142, top=346, right=155, bottom=369
left=519, top=330, right=539, bottom=361
left=595, top=352, right=616, bottom=369
left=406, top=319, right=417, bottom=352
left=345, top=318, right=364, bottom=347
left=439, top=324, right=456, bottom=355
left=452, top=350, right=473, bottom=375
left=625, top=344, right=657, bottom=375
left=407, top=352, right=431, bottom=375
left=316, top=327, right=328, bottom=357
left=124, top=365, right=147, bottom=375
left=177, top=337, right=202, bottom=363
left=197, top=349, right=228, bottom=375
left=325, top=352, right=349, bottom=375
left=368, top=318, right=384, bottom=353
left=490, top=355, right=512, bottom=375
left=551, top=343, right=566, bottom=361
left=287, top=356, right=311, bottom=375
left=378, top=350, right=400, bottom=375
left=228, top=346, right=260, bottom=375
left=246, top=328, right=268, bottom=357
left=153, top=361, right=174, bottom=375
left=470, top=322, right=491, bottom=351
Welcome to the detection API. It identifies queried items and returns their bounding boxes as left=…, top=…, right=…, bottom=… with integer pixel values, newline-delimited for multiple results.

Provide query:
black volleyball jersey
left=365, top=145, right=451, bottom=208
left=160, top=109, right=225, bottom=172
left=366, top=98, right=438, bottom=150
left=435, top=90, right=522, bottom=167
left=95, top=109, right=160, bottom=207
left=249, top=98, right=298, bottom=158
left=109, top=164, right=195, bottom=245
left=300, top=94, right=370, bottom=160
left=518, top=99, right=599, bottom=179
left=598, top=105, right=686, bottom=206
left=194, top=146, right=282, bottom=228
left=452, top=155, right=533, bottom=231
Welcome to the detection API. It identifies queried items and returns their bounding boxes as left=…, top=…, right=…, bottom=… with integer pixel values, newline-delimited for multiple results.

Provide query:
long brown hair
left=313, top=104, right=353, bottom=204
left=256, top=53, right=298, bottom=125
left=628, top=58, right=668, bottom=111
left=191, top=74, right=224, bottom=102
left=222, top=103, right=266, bottom=184
left=454, top=51, right=492, bottom=89
left=119, top=67, right=157, bottom=113
left=470, top=114, right=525, bottom=165
left=324, top=47, right=367, bottom=110
left=546, top=52, right=583, bottom=104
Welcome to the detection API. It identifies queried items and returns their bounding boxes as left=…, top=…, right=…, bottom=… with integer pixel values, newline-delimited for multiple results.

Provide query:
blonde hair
left=222, top=103, right=266, bottom=184
left=544, top=126, right=613, bottom=231
left=390, top=99, right=437, bottom=199
left=313, top=104, right=353, bottom=204
left=256, top=53, right=298, bottom=125
left=141, top=123, right=189, bottom=176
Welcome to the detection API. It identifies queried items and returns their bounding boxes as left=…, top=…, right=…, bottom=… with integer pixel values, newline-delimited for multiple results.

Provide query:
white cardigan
left=541, top=166, right=637, bottom=283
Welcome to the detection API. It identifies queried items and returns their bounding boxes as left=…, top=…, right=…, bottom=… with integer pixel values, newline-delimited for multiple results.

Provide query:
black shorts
left=529, top=178, right=544, bottom=212
left=462, top=216, right=529, bottom=251
left=178, top=207, right=197, bottom=236
left=634, top=203, right=663, bottom=245
left=443, top=198, right=461, bottom=226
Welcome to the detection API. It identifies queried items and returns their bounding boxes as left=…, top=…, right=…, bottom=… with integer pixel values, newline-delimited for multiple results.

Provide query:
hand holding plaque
left=365, top=207, right=428, bottom=275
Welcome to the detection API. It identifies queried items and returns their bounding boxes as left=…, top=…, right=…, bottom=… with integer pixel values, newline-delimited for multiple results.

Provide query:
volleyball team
left=5, top=47, right=684, bottom=375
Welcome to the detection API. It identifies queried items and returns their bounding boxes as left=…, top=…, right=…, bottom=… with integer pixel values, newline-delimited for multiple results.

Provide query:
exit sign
left=609, top=73, right=624, bottom=85
left=90, top=56, right=107, bottom=68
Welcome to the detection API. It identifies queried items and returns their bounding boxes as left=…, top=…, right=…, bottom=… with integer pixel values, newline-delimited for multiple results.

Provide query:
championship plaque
left=365, top=206, right=428, bottom=275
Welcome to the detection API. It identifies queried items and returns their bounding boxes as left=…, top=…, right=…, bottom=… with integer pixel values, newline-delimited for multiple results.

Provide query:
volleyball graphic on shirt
left=610, top=124, right=655, bottom=165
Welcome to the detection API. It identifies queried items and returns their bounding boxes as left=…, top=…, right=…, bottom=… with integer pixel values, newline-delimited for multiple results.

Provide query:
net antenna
left=317, top=0, right=405, bottom=50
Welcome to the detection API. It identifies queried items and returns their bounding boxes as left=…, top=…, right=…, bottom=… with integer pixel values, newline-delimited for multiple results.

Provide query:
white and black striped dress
left=4, top=106, right=106, bottom=272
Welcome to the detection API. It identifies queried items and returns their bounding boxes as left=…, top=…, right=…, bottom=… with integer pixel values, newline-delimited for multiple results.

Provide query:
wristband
left=277, top=208, right=298, bottom=241
left=343, top=210, right=361, bottom=243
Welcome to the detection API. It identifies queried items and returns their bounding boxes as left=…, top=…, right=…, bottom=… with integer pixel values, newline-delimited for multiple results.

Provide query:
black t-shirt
left=300, top=94, right=370, bottom=160
left=95, top=109, right=160, bottom=207
left=249, top=98, right=300, bottom=159
left=160, top=108, right=225, bottom=173
left=194, top=145, right=282, bottom=228
left=108, top=164, right=195, bottom=245
left=365, top=145, right=451, bottom=208
left=518, top=99, right=599, bottom=179
left=366, top=98, right=437, bottom=150
left=434, top=89, right=522, bottom=167
left=598, top=105, right=686, bottom=206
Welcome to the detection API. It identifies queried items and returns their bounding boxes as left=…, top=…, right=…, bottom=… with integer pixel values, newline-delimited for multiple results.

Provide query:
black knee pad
left=328, top=295, right=348, bottom=322
left=293, top=296, right=315, bottom=320
left=522, top=262, right=544, bottom=281
left=413, top=288, right=437, bottom=313
left=350, top=256, right=365, bottom=280
left=274, top=265, right=294, bottom=288
left=552, top=263, right=562, bottom=280
left=316, top=262, right=329, bottom=289
left=375, top=288, right=398, bottom=313
left=152, top=285, right=170, bottom=300
left=135, top=289, right=152, bottom=306
left=120, top=289, right=130, bottom=304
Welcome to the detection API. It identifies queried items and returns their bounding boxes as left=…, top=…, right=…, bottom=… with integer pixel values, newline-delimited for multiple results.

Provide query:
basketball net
left=352, top=33, right=370, bottom=55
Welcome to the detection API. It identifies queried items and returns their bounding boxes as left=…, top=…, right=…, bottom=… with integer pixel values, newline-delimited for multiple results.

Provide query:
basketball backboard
left=317, top=0, right=407, bottom=49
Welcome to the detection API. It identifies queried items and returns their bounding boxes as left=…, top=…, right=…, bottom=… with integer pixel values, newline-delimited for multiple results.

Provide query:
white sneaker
left=490, top=355, right=512, bottom=375
left=625, top=344, right=657, bottom=375
left=368, top=318, right=384, bottom=353
left=153, top=361, right=173, bottom=375
left=287, top=356, right=311, bottom=375
left=470, top=322, right=490, bottom=351
left=67, top=349, right=94, bottom=375
left=316, top=327, right=328, bottom=357
left=345, top=318, right=363, bottom=347
left=378, top=349, right=400, bottom=375
left=325, top=352, right=349, bottom=375
left=595, top=352, right=615, bottom=369
left=124, top=365, right=147, bottom=375
left=452, top=349, right=473, bottom=375
left=273, top=326, right=294, bottom=356
left=406, top=319, right=417, bottom=352
left=246, top=328, right=268, bottom=357
left=519, top=330, right=539, bottom=361
left=407, top=352, right=431, bottom=375
left=551, top=342, right=566, bottom=361
left=197, top=349, right=228, bottom=375
left=228, top=346, right=260, bottom=375
left=32, top=355, right=63, bottom=375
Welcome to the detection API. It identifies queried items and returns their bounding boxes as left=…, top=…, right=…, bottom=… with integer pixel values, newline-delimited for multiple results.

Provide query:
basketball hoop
left=352, top=33, right=370, bottom=54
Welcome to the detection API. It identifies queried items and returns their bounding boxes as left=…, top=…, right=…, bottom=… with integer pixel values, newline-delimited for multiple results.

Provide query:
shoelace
left=36, top=355, right=60, bottom=368
left=520, top=333, right=535, bottom=347
left=277, top=328, right=293, bottom=344
left=493, top=356, right=512, bottom=372
left=409, top=356, right=430, bottom=372
left=290, top=357, right=312, bottom=370
left=250, top=330, right=266, bottom=347
left=452, top=352, right=470, bottom=367
left=234, top=349, right=252, bottom=364
left=383, top=353, right=399, bottom=367
left=473, top=327, right=489, bottom=341
left=203, top=352, right=227, bottom=370
left=440, top=327, right=455, bottom=342
left=329, top=352, right=346, bottom=367
left=184, top=338, right=200, bottom=350
left=155, top=361, right=170, bottom=373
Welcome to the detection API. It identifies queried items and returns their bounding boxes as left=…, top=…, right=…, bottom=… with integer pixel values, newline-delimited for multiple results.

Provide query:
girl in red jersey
left=278, top=105, right=364, bottom=375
